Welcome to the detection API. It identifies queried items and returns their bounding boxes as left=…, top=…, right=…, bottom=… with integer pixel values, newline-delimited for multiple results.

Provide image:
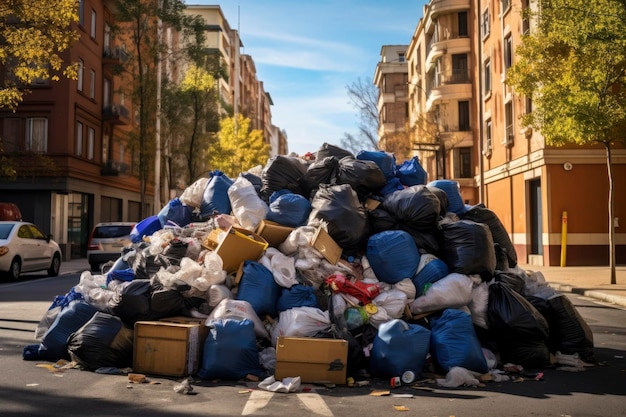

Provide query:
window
left=2, top=118, right=20, bottom=151
left=77, top=59, right=84, bottom=92
left=90, top=9, right=96, bottom=38
left=103, top=78, right=111, bottom=108
left=76, top=121, right=83, bottom=156
left=504, top=34, right=513, bottom=71
left=485, top=119, right=492, bottom=155
left=104, top=23, right=111, bottom=52
left=88, top=127, right=95, bottom=160
left=481, top=9, right=490, bottom=38
left=78, top=0, right=84, bottom=26
left=525, top=96, right=533, bottom=114
left=452, top=54, right=468, bottom=83
left=505, top=101, right=514, bottom=145
left=26, top=118, right=48, bottom=152
left=398, top=53, right=405, bottom=63
left=458, top=101, right=470, bottom=131
left=501, top=0, right=511, bottom=14
left=484, top=59, right=491, bottom=95
left=458, top=12, right=468, bottom=37
left=90, top=69, right=96, bottom=99
left=456, top=147, right=472, bottom=178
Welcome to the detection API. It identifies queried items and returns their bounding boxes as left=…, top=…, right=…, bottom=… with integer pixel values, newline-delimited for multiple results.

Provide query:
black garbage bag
left=161, top=238, right=189, bottom=266
left=260, top=155, right=308, bottom=201
left=494, top=270, right=526, bottom=294
left=66, top=312, right=134, bottom=371
left=367, top=207, right=398, bottom=234
left=398, top=222, right=442, bottom=256
left=381, top=185, right=441, bottom=231
left=337, top=157, right=387, bottom=201
left=299, top=156, right=340, bottom=199
left=426, top=186, right=449, bottom=216
left=488, top=282, right=549, bottom=342
left=546, top=295, right=595, bottom=362
left=128, top=246, right=170, bottom=280
left=315, top=142, right=354, bottom=161
left=149, top=275, right=191, bottom=318
left=108, top=279, right=157, bottom=326
left=308, top=183, right=370, bottom=256
left=440, top=220, right=497, bottom=281
left=461, top=203, right=518, bottom=267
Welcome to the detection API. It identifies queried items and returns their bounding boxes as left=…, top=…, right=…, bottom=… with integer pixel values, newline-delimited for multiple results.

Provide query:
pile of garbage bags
left=23, top=142, right=595, bottom=383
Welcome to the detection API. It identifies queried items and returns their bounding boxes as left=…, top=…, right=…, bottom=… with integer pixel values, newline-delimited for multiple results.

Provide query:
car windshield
left=93, top=225, right=132, bottom=238
left=0, top=223, right=16, bottom=239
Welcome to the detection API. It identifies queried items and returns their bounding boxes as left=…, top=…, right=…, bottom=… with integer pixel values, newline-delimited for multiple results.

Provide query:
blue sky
left=190, top=0, right=428, bottom=156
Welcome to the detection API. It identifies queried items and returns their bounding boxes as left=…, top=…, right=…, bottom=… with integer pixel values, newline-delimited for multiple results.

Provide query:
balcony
left=101, top=160, right=129, bottom=176
left=103, top=47, right=129, bottom=66
left=102, top=104, right=129, bottom=125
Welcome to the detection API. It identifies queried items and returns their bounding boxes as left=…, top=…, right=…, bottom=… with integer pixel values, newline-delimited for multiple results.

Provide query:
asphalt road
left=1, top=272, right=625, bottom=417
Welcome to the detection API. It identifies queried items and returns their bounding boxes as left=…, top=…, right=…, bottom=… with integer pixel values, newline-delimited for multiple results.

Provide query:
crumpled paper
left=258, top=376, right=301, bottom=393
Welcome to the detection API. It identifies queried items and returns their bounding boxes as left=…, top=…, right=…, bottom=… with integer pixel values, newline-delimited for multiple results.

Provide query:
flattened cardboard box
left=311, top=227, right=342, bottom=265
left=133, top=320, right=209, bottom=377
left=275, top=336, right=348, bottom=384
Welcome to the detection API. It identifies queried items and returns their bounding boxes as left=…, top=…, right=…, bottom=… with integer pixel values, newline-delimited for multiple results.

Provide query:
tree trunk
left=605, top=141, right=616, bottom=284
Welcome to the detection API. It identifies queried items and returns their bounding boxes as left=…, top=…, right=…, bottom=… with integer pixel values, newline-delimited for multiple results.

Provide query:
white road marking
left=297, top=392, right=334, bottom=416
left=241, top=390, right=274, bottom=415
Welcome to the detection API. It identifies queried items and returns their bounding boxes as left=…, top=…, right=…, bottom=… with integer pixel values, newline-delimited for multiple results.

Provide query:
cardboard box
left=133, top=321, right=209, bottom=377
left=255, top=219, right=294, bottom=248
left=202, top=226, right=269, bottom=274
left=364, top=198, right=381, bottom=211
left=275, top=336, right=348, bottom=384
left=311, top=227, right=342, bottom=265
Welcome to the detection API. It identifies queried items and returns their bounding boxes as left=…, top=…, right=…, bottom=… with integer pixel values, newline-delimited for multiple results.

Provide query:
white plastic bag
left=179, top=177, right=209, bottom=208
left=227, top=176, right=269, bottom=231
left=409, top=273, right=474, bottom=314
left=207, top=299, right=269, bottom=339
left=270, top=307, right=330, bottom=345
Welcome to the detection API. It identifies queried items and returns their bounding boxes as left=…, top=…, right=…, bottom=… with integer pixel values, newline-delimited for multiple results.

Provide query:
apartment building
left=0, top=1, right=284, bottom=260
left=373, top=45, right=409, bottom=158
left=405, top=0, right=625, bottom=266
left=183, top=5, right=286, bottom=155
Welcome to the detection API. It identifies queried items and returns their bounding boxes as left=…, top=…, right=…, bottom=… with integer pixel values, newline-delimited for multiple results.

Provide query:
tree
left=506, top=0, right=626, bottom=284
left=207, top=114, right=270, bottom=178
left=0, top=0, right=80, bottom=110
left=342, top=77, right=380, bottom=153
left=162, top=64, right=219, bottom=185
left=115, top=0, right=187, bottom=217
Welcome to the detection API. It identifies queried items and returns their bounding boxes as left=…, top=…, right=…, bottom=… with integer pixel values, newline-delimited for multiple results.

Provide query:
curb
left=548, top=283, right=626, bottom=308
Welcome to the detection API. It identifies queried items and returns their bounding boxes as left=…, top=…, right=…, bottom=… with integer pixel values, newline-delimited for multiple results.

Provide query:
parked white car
left=0, top=221, right=62, bottom=280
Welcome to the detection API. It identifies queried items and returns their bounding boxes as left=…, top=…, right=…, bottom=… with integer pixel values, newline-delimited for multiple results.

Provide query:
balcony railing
left=102, top=104, right=129, bottom=125
left=103, top=47, right=129, bottom=64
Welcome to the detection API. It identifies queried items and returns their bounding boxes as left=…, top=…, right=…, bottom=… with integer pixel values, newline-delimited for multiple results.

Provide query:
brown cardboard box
left=255, top=219, right=294, bottom=248
left=311, top=227, right=342, bottom=265
left=275, top=336, right=348, bottom=384
left=202, top=226, right=269, bottom=274
left=133, top=320, right=209, bottom=377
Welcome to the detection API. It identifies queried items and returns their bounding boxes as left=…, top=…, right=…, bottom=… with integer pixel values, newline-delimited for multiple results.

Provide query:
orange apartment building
left=400, top=0, right=625, bottom=266
left=0, top=1, right=283, bottom=259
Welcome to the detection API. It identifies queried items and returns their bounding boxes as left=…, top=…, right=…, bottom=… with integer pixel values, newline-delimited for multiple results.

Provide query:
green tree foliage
left=207, top=114, right=270, bottom=178
left=0, top=0, right=80, bottom=110
left=507, top=0, right=626, bottom=283
left=162, top=64, right=219, bottom=185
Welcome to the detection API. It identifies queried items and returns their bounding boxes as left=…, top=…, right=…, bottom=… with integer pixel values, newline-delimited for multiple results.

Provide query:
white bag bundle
left=373, top=289, right=408, bottom=319
left=392, top=278, right=417, bottom=301
left=227, top=176, right=269, bottom=231
left=468, top=280, right=489, bottom=329
left=202, top=251, right=227, bottom=286
left=270, top=306, right=330, bottom=346
left=207, top=299, right=269, bottom=339
left=208, top=284, right=232, bottom=307
left=179, top=176, right=209, bottom=208
left=259, top=247, right=298, bottom=288
left=409, top=272, right=474, bottom=314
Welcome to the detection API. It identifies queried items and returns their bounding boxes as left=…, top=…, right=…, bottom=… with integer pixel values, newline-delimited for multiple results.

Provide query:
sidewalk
left=58, top=258, right=626, bottom=308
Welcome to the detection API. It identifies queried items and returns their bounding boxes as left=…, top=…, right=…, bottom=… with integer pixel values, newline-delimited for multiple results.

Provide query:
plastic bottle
left=344, top=306, right=369, bottom=330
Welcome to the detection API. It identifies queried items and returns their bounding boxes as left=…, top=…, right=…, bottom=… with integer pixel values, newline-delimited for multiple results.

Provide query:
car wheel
left=8, top=258, right=21, bottom=280
left=48, top=254, right=61, bottom=277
